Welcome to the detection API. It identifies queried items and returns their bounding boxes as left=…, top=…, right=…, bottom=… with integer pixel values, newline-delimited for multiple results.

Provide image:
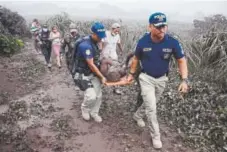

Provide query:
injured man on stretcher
left=100, top=53, right=134, bottom=86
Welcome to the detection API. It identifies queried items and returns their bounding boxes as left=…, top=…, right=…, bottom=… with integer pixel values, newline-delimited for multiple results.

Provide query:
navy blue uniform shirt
left=135, top=33, right=184, bottom=78
left=76, top=36, right=99, bottom=73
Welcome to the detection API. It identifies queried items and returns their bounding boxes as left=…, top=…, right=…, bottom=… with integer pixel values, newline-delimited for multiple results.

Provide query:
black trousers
left=134, top=78, right=144, bottom=111
left=41, top=41, right=51, bottom=64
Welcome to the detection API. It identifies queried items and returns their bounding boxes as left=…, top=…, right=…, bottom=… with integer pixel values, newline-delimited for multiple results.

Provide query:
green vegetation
left=0, top=5, right=27, bottom=56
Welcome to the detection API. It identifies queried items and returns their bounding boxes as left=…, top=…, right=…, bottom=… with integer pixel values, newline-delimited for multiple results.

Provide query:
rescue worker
left=72, top=22, right=107, bottom=123
left=127, top=12, right=189, bottom=149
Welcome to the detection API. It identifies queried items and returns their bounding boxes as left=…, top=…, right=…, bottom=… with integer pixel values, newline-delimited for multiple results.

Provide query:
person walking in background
left=37, top=24, right=52, bottom=68
left=49, top=26, right=62, bottom=68
left=62, top=23, right=80, bottom=57
left=62, top=24, right=80, bottom=70
left=127, top=12, right=189, bottom=149
left=101, top=22, right=124, bottom=94
left=30, top=18, right=41, bottom=54
left=101, top=23, right=123, bottom=60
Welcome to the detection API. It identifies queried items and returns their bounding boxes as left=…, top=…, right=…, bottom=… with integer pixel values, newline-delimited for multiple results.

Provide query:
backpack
left=67, top=36, right=89, bottom=75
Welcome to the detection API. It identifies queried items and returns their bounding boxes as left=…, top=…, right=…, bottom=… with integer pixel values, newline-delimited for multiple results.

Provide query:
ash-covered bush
left=0, top=5, right=28, bottom=56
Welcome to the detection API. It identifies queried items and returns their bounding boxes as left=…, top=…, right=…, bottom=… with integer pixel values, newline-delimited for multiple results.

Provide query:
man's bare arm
left=129, top=56, right=139, bottom=74
left=86, top=58, right=106, bottom=81
left=177, top=57, right=188, bottom=79
left=117, top=43, right=123, bottom=53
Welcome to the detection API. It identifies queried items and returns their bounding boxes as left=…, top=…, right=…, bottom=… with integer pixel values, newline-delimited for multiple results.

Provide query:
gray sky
left=1, top=0, right=227, bottom=23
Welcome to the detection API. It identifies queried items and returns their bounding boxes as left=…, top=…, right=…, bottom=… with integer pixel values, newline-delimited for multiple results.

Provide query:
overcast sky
left=1, top=0, right=227, bottom=23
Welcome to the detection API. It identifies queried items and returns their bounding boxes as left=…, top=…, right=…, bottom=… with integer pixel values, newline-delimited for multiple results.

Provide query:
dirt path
left=0, top=41, right=195, bottom=152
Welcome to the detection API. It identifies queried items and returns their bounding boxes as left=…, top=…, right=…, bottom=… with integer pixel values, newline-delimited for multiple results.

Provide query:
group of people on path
left=30, top=12, right=189, bottom=150
left=30, top=19, right=79, bottom=69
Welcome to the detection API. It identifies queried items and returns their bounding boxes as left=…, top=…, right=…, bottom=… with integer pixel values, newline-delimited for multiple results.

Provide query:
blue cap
left=149, top=12, right=167, bottom=27
left=91, top=22, right=106, bottom=39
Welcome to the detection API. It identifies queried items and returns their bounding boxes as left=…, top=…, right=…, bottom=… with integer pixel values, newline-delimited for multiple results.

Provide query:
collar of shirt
left=148, top=32, right=168, bottom=44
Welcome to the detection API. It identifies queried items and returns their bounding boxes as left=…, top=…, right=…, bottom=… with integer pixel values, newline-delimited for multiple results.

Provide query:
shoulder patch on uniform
left=179, top=43, right=185, bottom=55
left=85, top=49, right=91, bottom=55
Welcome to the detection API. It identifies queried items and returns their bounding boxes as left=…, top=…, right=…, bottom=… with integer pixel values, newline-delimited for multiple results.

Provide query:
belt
left=141, top=71, right=167, bottom=79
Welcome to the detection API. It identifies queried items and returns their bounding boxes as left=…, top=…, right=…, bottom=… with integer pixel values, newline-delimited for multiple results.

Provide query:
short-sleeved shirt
left=135, top=33, right=185, bottom=78
left=76, top=36, right=100, bottom=73
left=102, top=30, right=121, bottom=60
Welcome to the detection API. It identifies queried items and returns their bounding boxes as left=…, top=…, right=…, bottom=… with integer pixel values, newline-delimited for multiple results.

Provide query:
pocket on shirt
left=142, top=52, right=152, bottom=60
left=162, top=53, right=171, bottom=60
